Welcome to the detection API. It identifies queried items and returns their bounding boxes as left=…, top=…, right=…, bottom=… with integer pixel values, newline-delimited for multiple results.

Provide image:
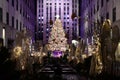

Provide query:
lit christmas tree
left=48, top=18, right=68, bottom=57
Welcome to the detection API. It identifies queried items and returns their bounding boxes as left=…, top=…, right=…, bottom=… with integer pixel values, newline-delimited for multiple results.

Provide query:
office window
left=46, top=7, right=48, bottom=13
left=91, top=10, right=92, bottom=17
left=101, top=16, right=104, bottom=23
left=20, top=4, right=22, bottom=14
left=67, top=12, right=69, bottom=15
left=59, top=7, right=61, bottom=14
left=0, top=8, right=3, bottom=22
left=20, top=22, right=22, bottom=31
left=23, top=11, right=25, bottom=17
left=12, top=0, right=14, bottom=7
left=6, top=12, right=9, bottom=25
left=67, top=7, right=69, bottom=10
left=50, top=16, right=52, bottom=20
left=101, top=0, right=103, bottom=7
left=106, top=12, right=109, bottom=19
left=67, top=17, right=69, bottom=19
left=64, top=7, right=66, bottom=11
left=55, top=6, right=56, bottom=11
left=16, top=19, right=18, bottom=30
left=67, top=22, right=69, bottom=24
left=64, top=22, right=66, bottom=29
left=12, top=16, right=14, bottom=28
left=94, top=5, right=95, bottom=14
left=75, top=5, right=77, bottom=8
left=72, top=4, right=74, bottom=8
left=113, top=7, right=116, bottom=22
left=16, top=0, right=18, bottom=11
left=50, top=7, right=52, bottom=11
left=55, top=12, right=56, bottom=16
left=97, top=0, right=99, bottom=11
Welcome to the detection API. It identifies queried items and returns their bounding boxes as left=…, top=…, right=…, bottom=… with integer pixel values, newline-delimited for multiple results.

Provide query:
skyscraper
left=37, top=0, right=79, bottom=45
left=0, top=0, right=36, bottom=48
left=80, top=0, right=120, bottom=44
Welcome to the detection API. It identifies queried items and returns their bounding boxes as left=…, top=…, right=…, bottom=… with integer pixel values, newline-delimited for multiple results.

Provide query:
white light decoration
left=47, top=28, right=49, bottom=31
left=13, top=46, right=23, bottom=58
left=2, top=27, right=5, bottom=46
left=56, top=15, right=60, bottom=19
left=72, top=40, right=79, bottom=47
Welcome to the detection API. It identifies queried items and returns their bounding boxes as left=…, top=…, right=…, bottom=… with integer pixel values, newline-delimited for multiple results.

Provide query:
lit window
left=46, top=28, right=49, bottom=31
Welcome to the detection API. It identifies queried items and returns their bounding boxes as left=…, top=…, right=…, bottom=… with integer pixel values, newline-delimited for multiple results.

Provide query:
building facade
left=0, top=0, right=36, bottom=48
left=80, top=0, right=120, bottom=44
left=37, top=0, right=80, bottom=45
left=80, top=0, right=120, bottom=76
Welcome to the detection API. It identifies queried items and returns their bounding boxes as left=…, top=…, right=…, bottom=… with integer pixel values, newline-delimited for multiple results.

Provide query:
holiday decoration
left=12, top=28, right=32, bottom=71
left=89, top=32, right=103, bottom=76
left=48, top=19, right=68, bottom=57
left=13, top=46, right=23, bottom=58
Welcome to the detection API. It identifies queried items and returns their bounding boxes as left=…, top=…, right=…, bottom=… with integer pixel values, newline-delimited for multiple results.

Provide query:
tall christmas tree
left=48, top=18, right=68, bottom=57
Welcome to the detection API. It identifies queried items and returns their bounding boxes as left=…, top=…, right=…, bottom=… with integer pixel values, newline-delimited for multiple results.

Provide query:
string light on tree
left=48, top=18, right=68, bottom=57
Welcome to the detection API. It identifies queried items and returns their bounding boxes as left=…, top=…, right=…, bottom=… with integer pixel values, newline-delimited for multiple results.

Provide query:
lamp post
left=2, top=27, right=5, bottom=47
